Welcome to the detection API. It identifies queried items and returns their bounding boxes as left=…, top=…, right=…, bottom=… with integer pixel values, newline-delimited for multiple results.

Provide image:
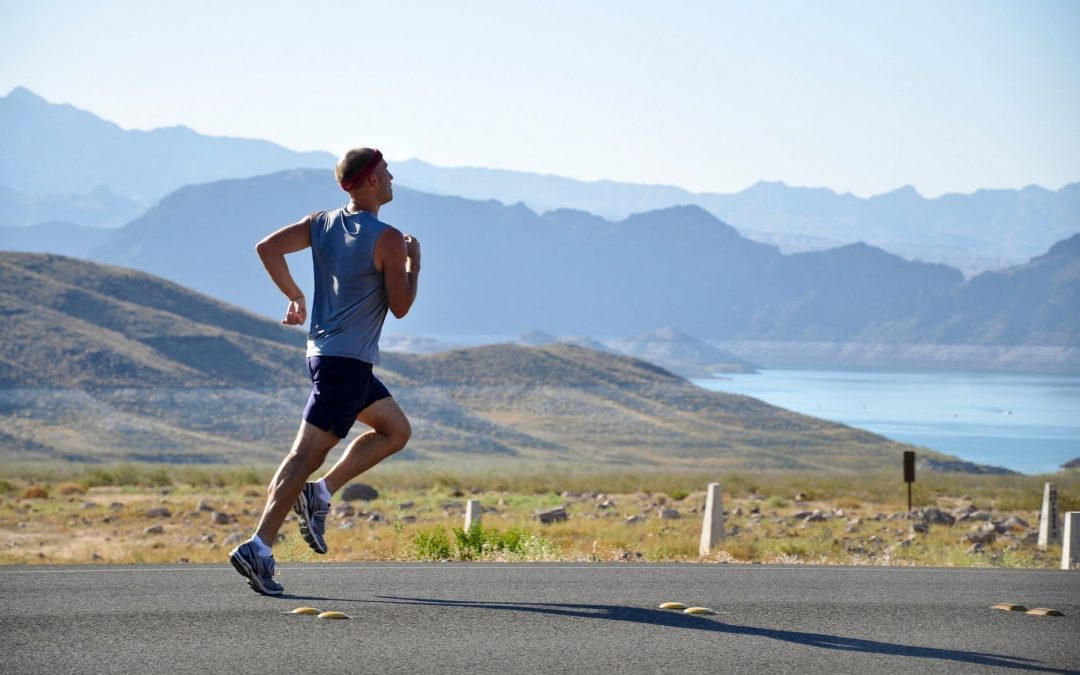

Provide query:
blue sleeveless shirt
left=306, top=208, right=390, bottom=364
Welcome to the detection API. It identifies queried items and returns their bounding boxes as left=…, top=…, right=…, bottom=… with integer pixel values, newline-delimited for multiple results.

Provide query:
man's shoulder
left=307, top=208, right=335, bottom=229
left=375, top=222, right=403, bottom=244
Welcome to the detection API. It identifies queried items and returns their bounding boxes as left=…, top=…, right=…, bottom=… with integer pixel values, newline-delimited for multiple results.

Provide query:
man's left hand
left=283, top=296, right=307, bottom=325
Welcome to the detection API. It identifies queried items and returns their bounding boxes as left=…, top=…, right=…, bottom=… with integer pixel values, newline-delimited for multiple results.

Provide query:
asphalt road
left=1, top=563, right=1078, bottom=674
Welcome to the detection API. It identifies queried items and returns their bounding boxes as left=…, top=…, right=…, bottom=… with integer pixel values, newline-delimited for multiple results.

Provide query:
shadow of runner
left=372, top=596, right=1074, bottom=674
left=275, top=593, right=362, bottom=603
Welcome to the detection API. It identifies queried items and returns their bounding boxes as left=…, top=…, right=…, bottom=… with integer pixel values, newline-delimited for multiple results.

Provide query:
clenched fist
left=404, top=234, right=421, bottom=265
left=283, top=296, right=307, bottom=326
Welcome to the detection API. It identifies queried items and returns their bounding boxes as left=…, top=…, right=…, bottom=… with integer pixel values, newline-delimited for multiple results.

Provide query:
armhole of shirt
left=308, top=210, right=327, bottom=245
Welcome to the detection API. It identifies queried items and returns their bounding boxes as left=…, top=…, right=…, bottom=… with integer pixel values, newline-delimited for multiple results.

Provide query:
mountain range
left=3, top=87, right=1078, bottom=276
left=3, top=87, right=1078, bottom=373
left=75, top=168, right=1079, bottom=371
left=390, top=161, right=1080, bottom=274
left=0, top=87, right=333, bottom=203
left=0, top=252, right=917, bottom=470
left=0, top=184, right=144, bottom=228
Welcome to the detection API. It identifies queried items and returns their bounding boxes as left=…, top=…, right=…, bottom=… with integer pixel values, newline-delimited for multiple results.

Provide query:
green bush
left=86, top=466, right=138, bottom=487
left=452, top=521, right=486, bottom=560
left=0, top=479, right=14, bottom=495
left=145, top=468, right=173, bottom=488
left=668, top=489, right=690, bottom=501
left=495, top=526, right=531, bottom=555
left=84, top=465, right=173, bottom=488
left=413, top=525, right=452, bottom=560
left=778, top=542, right=807, bottom=557
left=449, top=522, right=542, bottom=560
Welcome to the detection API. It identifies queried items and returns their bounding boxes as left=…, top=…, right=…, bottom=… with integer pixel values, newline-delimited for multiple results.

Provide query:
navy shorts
left=303, top=355, right=392, bottom=438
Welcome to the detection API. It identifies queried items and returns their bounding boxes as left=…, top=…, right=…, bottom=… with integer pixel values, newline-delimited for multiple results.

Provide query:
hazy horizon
left=2, top=1, right=1078, bottom=199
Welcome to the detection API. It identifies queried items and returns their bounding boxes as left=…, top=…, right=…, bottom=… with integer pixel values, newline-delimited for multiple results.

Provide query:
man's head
left=336, top=147, right=393, bottom=205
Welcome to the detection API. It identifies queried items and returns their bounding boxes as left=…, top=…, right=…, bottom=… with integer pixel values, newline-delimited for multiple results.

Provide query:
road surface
left=2, top=563, right=1078, bottom=673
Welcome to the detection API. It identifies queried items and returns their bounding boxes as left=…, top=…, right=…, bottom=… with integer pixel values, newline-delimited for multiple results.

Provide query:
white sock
left=251, top=534, right=272, bottom=557
left=316, top=478, right=332, bottom=502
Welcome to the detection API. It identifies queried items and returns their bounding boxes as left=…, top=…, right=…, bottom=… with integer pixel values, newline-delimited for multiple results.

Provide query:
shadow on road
left=373, top=596, right=1073, bottom=673
left=275, top=593, right=361, bottom=603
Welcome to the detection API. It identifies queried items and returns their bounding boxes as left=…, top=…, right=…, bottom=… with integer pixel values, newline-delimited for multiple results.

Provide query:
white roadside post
left=1062, top=512, right=1079, bottom=570
left=699, top=483, right=725, bottom=556
left=1038, top=483, right=1059, bottom=548
left=465, top=499, right=481, bottom=531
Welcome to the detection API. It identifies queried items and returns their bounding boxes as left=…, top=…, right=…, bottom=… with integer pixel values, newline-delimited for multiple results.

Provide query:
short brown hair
left=336, top=147, right=380, bottom=184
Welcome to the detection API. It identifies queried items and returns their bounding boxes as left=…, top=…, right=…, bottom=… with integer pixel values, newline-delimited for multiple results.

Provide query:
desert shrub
left=452, top=522, right=485, bottom=560
left=766, top=495, right=788, bottom=508
left=57, top=482, right=88, bottom=496
left=777, top=541, right=807, bottom=557
left=1062, top=494, right=1080, bottom=512
left=494, top=526, right=531, bottom=554
left=720, top=539, right=760, bottom=562
left=413, top=525, right=452, bottom=560
left=145, top=468, right=173, bottom=488
left=451, top=522, right=537, bottom=560
left=834, top=496, right=862, bottom=511
left=84, top=465, right=173, bottom=488
left=22, top=486, right=49, bottom=499
left=85, top=465, right=142, bottom=487
left=227, top=467, right=265, bottom=487
left=0, top=480, right=14, bottom=495
left=668, top=489, right=690, bottom=501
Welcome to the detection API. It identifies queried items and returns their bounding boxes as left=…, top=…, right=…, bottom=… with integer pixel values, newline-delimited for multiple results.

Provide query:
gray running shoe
left=294, top=482, right=329, bottom=554
left=228, top=540, right=283, bottom=595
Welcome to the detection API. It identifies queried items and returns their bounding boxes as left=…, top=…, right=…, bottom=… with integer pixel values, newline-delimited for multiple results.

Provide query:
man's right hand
left=404, top=235, right=421, bottom=265
left=283, top=296, right=307, bottom=326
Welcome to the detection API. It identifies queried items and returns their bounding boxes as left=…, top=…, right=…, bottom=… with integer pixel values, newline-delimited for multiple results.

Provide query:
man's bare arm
left=375, top=227, right=421, bottom=319
left=256, top=214, right=316, bottom=325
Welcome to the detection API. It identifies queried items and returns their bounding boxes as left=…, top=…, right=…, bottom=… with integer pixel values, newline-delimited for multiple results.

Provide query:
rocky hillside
left=0, top=253, right=917, bottom=469
left=0, top=252, right=305, bottom=388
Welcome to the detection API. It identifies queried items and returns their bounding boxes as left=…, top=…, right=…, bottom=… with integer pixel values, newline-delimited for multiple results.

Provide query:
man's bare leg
left=321, top=397, right=411, bottom=494
left=255, top=421, right=340, bottom=545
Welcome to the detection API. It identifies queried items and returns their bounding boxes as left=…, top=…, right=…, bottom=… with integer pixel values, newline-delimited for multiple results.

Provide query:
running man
left=229, top=148, right=421, bottom=595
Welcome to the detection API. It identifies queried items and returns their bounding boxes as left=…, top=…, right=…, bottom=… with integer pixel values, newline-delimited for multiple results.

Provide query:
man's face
left=375, top=160, right=393, bottom=204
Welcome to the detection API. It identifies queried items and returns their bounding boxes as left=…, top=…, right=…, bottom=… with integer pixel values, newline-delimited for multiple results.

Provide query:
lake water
left=693, top=369, right=1080, bottom=475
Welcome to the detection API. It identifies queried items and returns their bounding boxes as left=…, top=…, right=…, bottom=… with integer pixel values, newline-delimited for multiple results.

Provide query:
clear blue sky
left=2, top=0, right=1077, bottom=197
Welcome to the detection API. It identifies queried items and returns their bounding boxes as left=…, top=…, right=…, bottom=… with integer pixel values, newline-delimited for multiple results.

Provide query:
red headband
left=338, top=149, right=383, bottom=192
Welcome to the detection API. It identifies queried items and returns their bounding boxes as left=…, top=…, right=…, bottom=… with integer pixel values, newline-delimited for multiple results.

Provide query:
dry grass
left=0, top=465, right=1075, bottom=567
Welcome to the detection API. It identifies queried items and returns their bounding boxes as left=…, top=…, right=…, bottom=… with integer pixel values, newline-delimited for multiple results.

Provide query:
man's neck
left=346, top=198, right=380, bottom=216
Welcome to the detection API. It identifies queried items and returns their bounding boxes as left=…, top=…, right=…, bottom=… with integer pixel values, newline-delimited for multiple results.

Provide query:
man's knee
left=287, top=424, right=339, bottom=468
left=383, top=416, right=411, bottom=451
left=358, top=399, right=411, bottom=452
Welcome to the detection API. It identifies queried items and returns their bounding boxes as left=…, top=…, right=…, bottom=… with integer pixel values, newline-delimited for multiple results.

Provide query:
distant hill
left=0, top=252, right=305, bottom=388
left=608, top=327, right=757, bottom=378
left=0, top=185, right=144, bottom=228
left=937, top=235, right=1080, bottom=346
left=0, top=87, right=333, bottom=202
left=393, top=159, right=1080, bottom=274
left=515, top=330, right=615, bottom=354
left=84, top=169, right=1080, bottom=370
left=0, top=253, right=916, bottom=469
left=86, top=170, right=950, bottom=340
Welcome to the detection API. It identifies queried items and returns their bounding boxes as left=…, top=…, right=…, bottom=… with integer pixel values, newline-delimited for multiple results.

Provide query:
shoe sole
left=229, top=550, right=283, bottom=596
left=293, top=491, right=328, bottom=555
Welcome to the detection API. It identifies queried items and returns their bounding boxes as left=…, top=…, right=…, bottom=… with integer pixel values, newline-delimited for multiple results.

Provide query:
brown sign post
left=903, top=451, right=916, bottom=513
